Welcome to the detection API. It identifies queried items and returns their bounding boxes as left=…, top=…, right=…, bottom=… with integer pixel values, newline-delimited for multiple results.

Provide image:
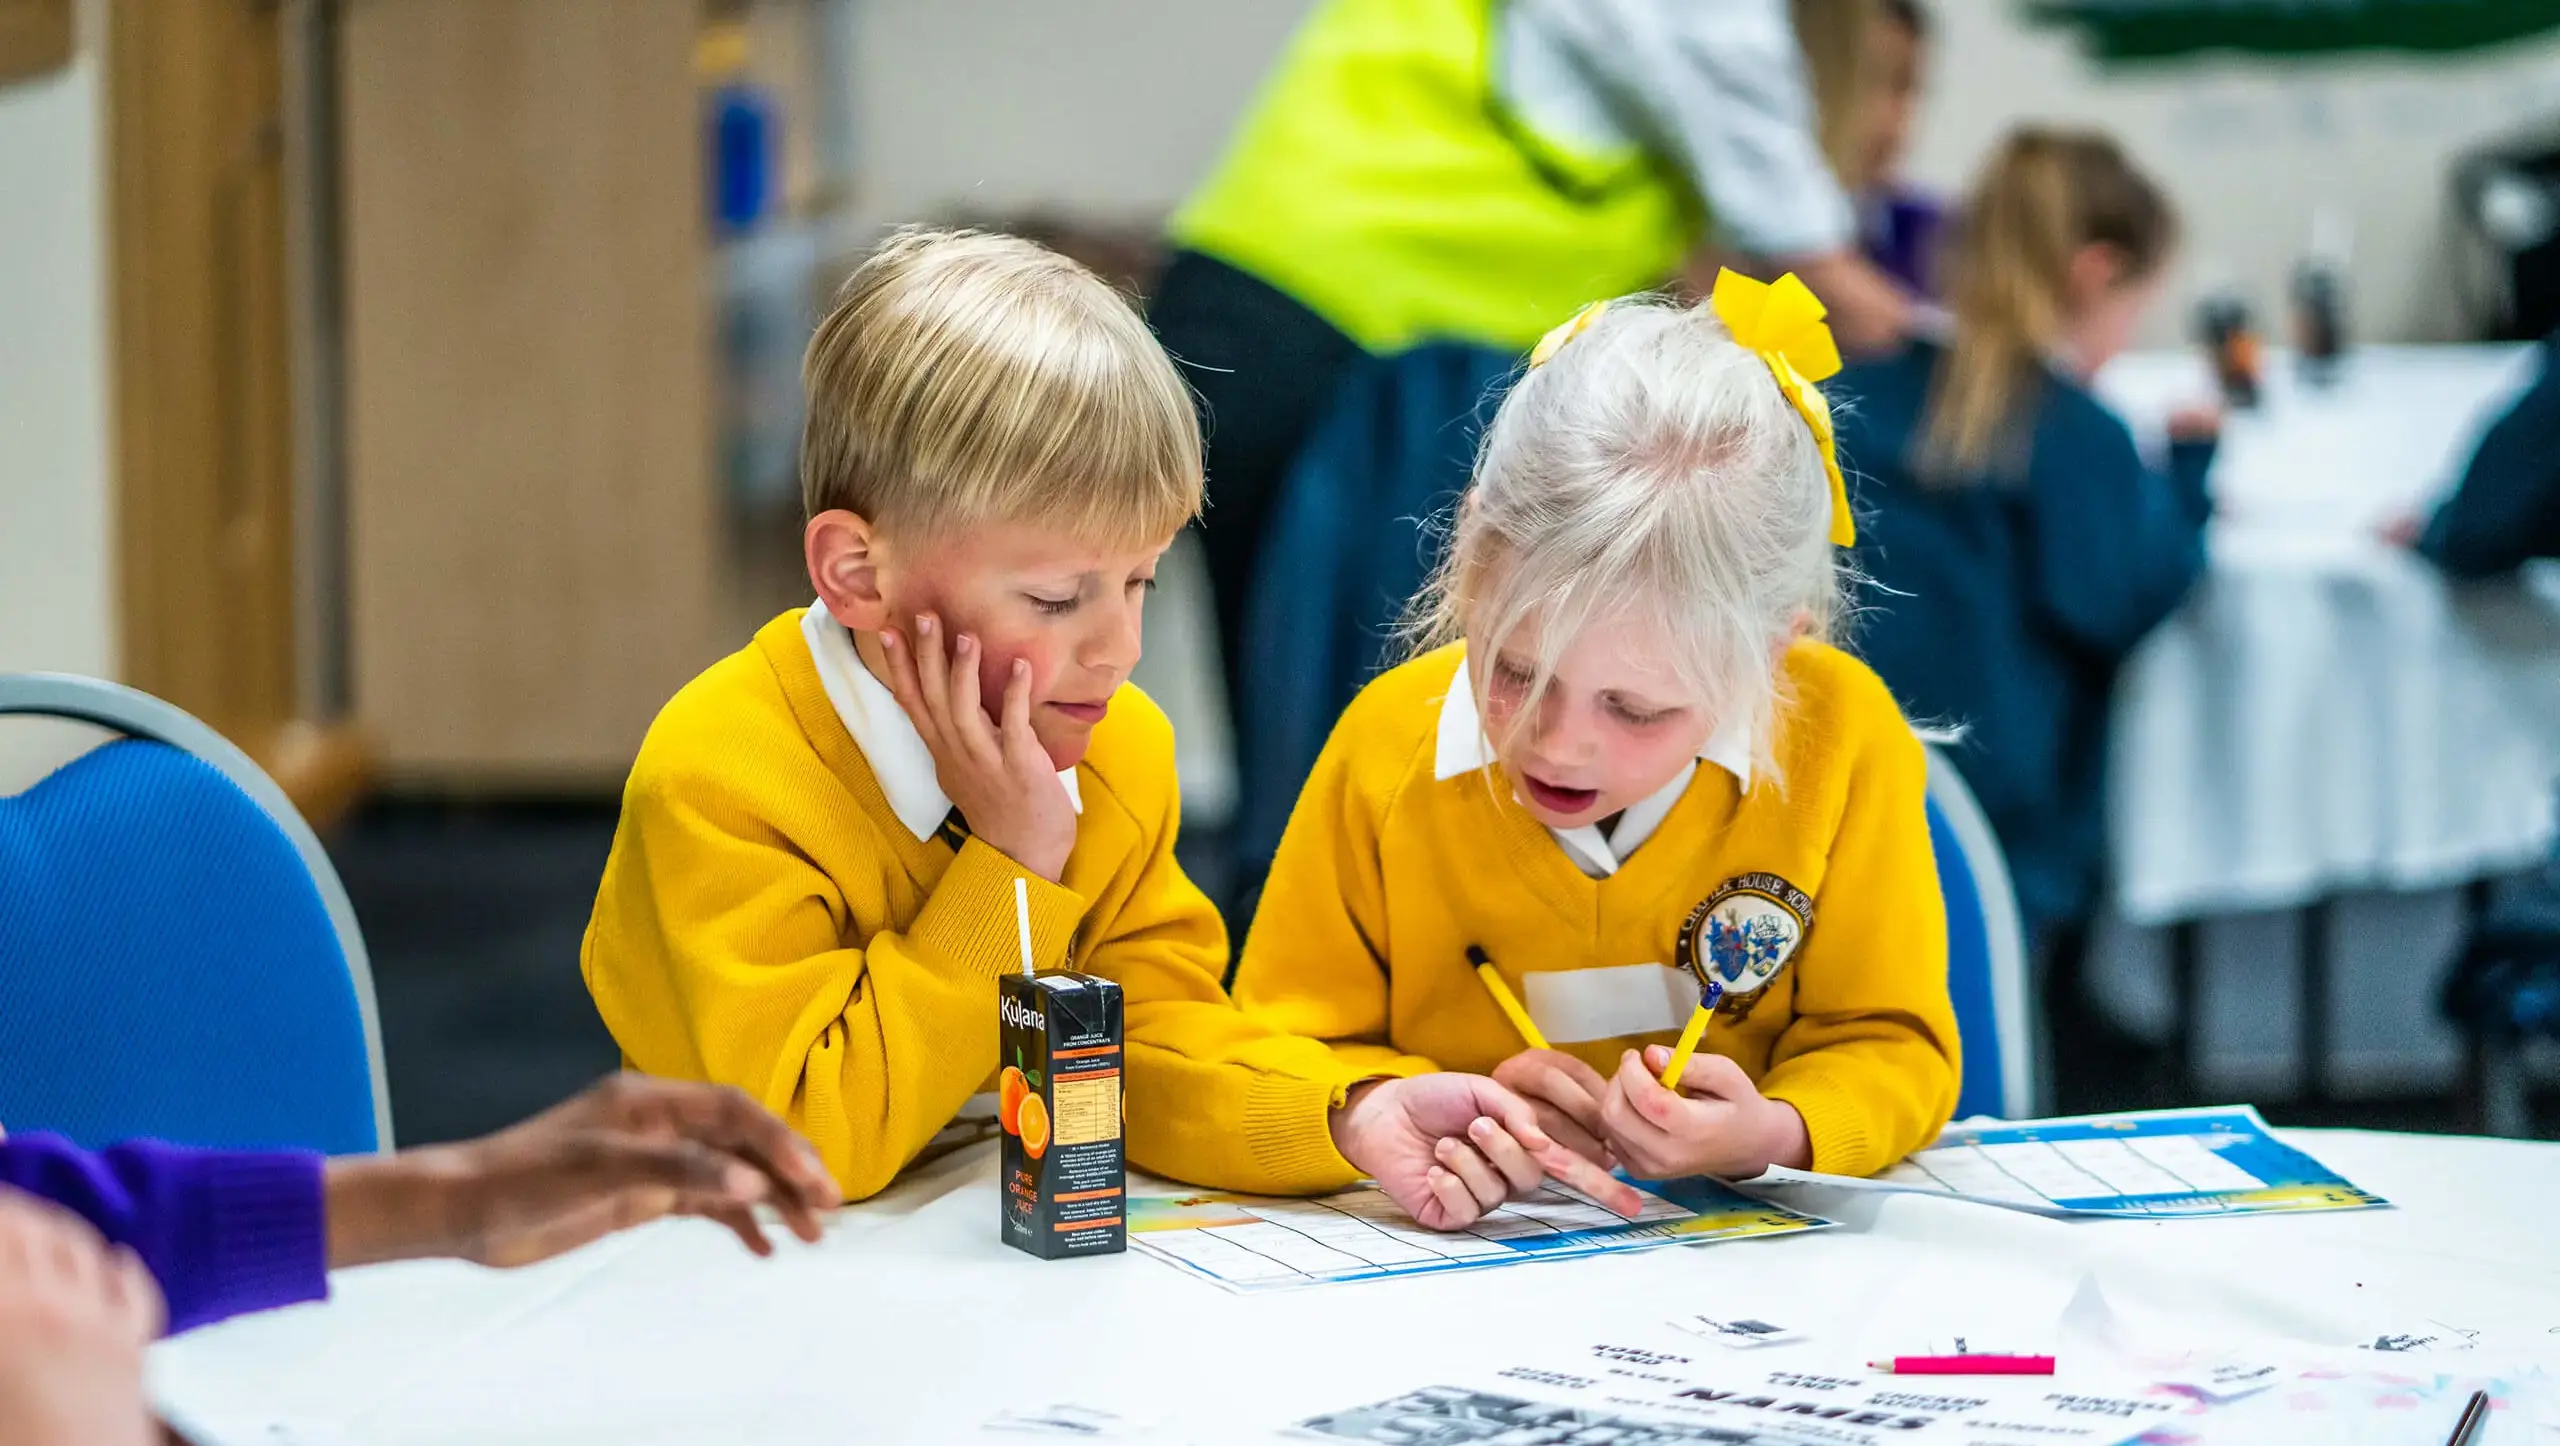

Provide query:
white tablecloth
left=2096, top=347, right=2560, bottom=925
left=152, top=1132, right=2560, bottom=1445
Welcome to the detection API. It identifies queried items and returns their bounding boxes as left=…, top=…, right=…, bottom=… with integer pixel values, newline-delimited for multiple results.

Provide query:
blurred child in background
left=2398, top=324, right=2560, bottom=1056
left=1832, top=129, right=2216, bottom=1062
left=2402, top=323, right=2560, bottom=576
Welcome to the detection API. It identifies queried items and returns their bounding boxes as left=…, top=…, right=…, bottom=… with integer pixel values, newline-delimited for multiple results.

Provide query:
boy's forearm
left=1122, top=1027, right=1391, bottom=1196
left=805, top=963, right=1014, bottom=1201
left=903, top=837, right=1088, bottom=977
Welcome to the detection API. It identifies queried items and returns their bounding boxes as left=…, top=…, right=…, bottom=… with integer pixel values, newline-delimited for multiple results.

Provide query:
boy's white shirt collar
left=1434, top=655, right=1750, bottom=878
left=801, top=603, right=1080, bottom=842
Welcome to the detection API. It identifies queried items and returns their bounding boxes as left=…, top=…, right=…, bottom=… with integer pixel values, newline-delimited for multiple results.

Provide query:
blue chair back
left=0, top=675, right=390, bottom=1154
left=1923, top=745, right=2035, bottom=1119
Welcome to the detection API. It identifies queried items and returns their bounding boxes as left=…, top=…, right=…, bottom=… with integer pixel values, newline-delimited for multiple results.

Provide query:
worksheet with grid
left=1747, top=1106, right=2389, bottom=1218
left=1126, top=1176, right=1828, bottom=1293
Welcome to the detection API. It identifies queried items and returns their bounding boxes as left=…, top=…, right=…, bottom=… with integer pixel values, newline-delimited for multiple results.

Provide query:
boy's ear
left=807, top=509, right=890, bottom=630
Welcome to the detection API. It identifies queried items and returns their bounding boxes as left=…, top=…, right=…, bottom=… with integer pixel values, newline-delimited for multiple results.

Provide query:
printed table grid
left=1881, top=1133, right=2272, bottom=1210
left=1166, top=1183, right=1686, bottom=1283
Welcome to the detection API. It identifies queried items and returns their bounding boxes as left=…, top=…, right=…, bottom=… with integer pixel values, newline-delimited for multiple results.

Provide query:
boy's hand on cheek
left=879, top=615, right=1077, bottom=882
left=1599, top=1047, right=1811, bottom=1182
left=1328, top=1075, right=1642, bottom=1231
left=1490, top=1048, right=1615, bottom=1172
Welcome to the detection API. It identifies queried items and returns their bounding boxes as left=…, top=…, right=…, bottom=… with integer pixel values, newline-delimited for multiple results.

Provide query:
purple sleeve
left=0, top=1133, right=329, bottom=1333
left=1861, top=188, right=1946, bottom=298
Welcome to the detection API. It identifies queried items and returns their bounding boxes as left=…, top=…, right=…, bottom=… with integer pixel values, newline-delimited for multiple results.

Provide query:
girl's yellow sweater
left=1129, top=641, right=1961, bottom=1193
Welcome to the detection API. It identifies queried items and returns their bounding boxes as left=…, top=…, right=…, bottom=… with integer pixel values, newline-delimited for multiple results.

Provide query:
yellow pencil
left=1661, top=874, right=1814, bottom=1091
left=1467, top=946, right=1549, bottom=1051
left=1659, top=1003, right=1714, bottom=1090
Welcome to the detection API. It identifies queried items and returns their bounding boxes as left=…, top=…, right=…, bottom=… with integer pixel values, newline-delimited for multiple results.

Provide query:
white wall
left=0, top=38, right=118, bottom=789
left=1906, top=14, right=2560, bottom=344
left=844, top=0, right=1310, bottom=232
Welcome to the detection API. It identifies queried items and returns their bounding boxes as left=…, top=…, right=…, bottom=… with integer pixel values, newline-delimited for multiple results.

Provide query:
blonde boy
left=581, top=230, right=1232, bottom=1199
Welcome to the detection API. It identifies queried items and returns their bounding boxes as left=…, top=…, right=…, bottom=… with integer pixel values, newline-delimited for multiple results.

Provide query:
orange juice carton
left=998, top=972, right=1125, bottom=1258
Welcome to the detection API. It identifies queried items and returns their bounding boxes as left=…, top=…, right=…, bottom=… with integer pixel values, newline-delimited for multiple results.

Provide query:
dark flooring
left=330, top=800, right=625, bottom=1145
left=327, top=800, right=2545, bottom=1146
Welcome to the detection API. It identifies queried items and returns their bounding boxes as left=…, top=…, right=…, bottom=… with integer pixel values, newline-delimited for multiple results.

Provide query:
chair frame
left=1924, top=745, right=2037, bottom=1119
left=0, top=673, right=394, bottom=1151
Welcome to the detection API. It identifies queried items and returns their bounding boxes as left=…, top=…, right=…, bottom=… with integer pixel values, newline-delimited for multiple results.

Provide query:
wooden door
left=0, top=0, right=73, bottom=85
left=337, top=0, right=721, bottom=788
left=105, top=0, right=308, bottom=771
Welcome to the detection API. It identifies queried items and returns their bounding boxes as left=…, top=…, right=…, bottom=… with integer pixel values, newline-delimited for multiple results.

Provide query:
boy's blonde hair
left=800, top=227, right=1203, bottom=543
left=1407, top=296, right=1842, bottom=781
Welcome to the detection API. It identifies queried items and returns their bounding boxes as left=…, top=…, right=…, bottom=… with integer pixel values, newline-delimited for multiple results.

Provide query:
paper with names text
left=1292, top=1338, right=2187, bottom=1446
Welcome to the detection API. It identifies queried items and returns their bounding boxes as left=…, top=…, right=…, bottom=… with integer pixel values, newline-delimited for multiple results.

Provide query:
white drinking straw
left=1014, top=877, right=1036, bottom=978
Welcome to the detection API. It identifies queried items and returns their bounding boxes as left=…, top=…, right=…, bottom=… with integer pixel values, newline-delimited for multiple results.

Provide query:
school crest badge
left=1675, top=873, right=1815, bottom=1022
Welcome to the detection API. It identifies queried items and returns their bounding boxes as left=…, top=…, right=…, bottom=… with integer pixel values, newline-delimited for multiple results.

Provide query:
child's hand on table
left=326, top=1075, right=841, bottom=1270
left=1490, top=1049, right=1616, bottom=1171
left=1599, top=1046, right=1811, bottom=1182
left=877, top=613, right=1078, bottom=883
left=1328, top=1074, right=1642, bottom=1231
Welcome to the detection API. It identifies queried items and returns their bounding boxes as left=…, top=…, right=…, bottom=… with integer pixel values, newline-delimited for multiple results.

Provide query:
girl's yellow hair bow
left=1529, top=299, right=1609, bottom=369
left=1710, top=269, right=1854, bottom=547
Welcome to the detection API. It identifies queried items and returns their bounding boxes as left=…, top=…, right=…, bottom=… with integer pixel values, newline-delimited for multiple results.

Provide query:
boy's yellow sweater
left=1132, top=641, right=1961, bottom=1194
left=582, top=611, right=1271, bottom=1201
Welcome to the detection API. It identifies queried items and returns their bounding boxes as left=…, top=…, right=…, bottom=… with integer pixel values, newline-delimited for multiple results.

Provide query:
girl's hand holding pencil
left=1600, top=1045, right=1810, bottom=1182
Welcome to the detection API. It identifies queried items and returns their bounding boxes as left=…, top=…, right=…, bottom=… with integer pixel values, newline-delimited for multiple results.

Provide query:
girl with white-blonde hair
left=1134, top=273, right=1960, bottom=1226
